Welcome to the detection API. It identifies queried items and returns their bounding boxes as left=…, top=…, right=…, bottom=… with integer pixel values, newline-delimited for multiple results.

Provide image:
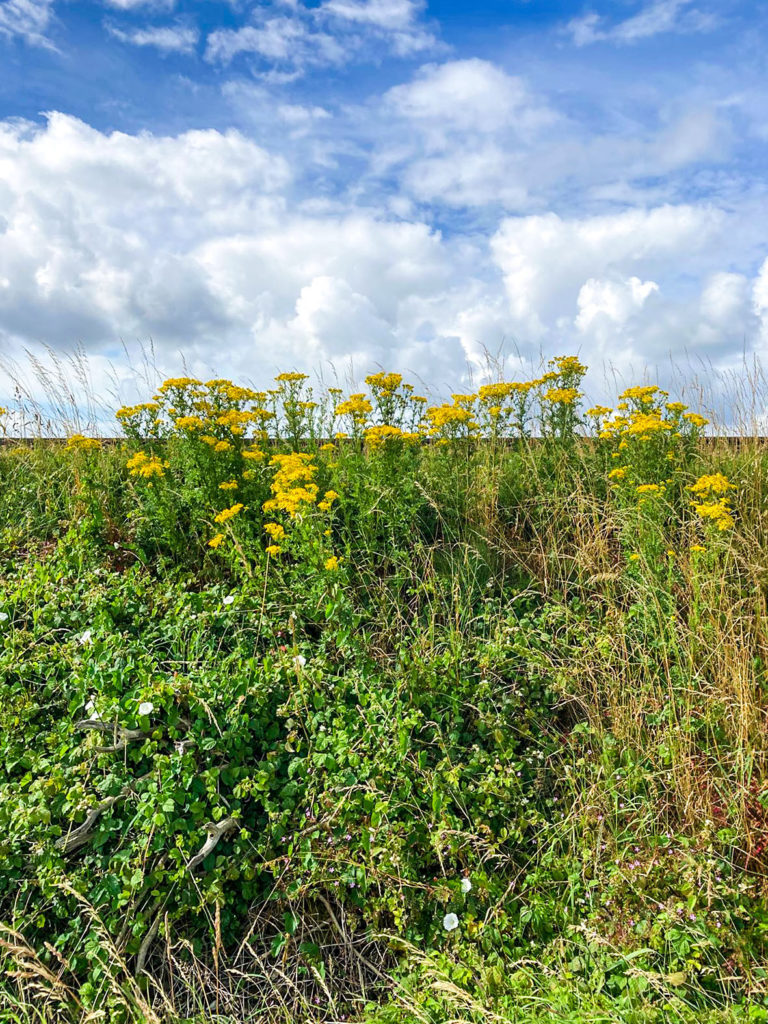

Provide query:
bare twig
left=186, top=818, right=238, bottom=871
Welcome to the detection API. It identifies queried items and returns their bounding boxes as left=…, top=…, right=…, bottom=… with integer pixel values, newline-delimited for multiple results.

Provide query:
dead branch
left=186, top=818, right=238, bottom=871
left=55, top=771, right=153, bottom=854
left=75, top=719, right=146, bottom=753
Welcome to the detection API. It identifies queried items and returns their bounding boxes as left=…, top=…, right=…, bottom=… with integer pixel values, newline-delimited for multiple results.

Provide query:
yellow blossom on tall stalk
left=426, top=395, right=479, bottom=440
left=625, top=414, right=672, bottom=437
left=683, top=412, right=709, bottom=428
left=262, top=453, right=319, bottom=518
left=693, top=500, right=735, bottom=531
left=364, top=372, right=422, bottom=429
left=478, top=382, right=514, bottom=403
left=156, top=377, right=203, bottom=393
left=688, top=473, right=736, bottom=532
left=65, top=434, right=101, bottom=452
left=126, top=452, right=167, bottom=479
left=214, top=503, right=245, bottom=524
left=264, top=522, right=286, bottom=542
left=335, top=393, right=373, bottom=434
left=274, top=372, right=309, bottom=384
left=116, top=402, right=163, bottom=440
left=620, top=385, right=667, bottom=403
left=317, top=489, right=339, bottom=512
left=551, top=355, right=587, bottom=377
left=174, top=415, right=206, bottom=432
left=544, top=387, right=579, bottom=406
left=364, top=424, right=421, bottom=450
left=687, top=473, right=733, bottom=497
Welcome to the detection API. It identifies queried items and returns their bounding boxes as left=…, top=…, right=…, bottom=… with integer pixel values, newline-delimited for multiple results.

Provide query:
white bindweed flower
left=85, top=698, right=101, bottom=721
left=222, top=595, right=235, bottom=606
left=293, top=654, right=307, bottom=670
left=138, top=701, right=154, bottom=716
left=443, top=913, right=459, bottom=932
left=78, top=629, right=93, bottom=646
left=460, top=878, right=472, bottom=894
left=0, top=612, right=8, bottom=622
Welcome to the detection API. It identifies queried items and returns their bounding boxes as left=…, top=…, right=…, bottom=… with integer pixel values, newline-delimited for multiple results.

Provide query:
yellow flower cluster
left=274, top=372, right=309, bottom=384
left=65, top=434, right=101, bottom=452
left=242, top=446, right=265, bottom=461
left=175, top=415, right=205, bottom=432
left=262, top=453, right=319, bottom=518
left=264, top=522, right=285, bottom=542
left=543, top=387, right=579, bottom=406
left=364, top=424, right=421, bottom=448
left=426, top=399, right=478, bottom=434
left=214, top=503, right=245, bottom=524
left=115, top=402, right=160, bottom=420
left=365, top=372, right=403, bottom=394
left=684, top=412, right=709, bottom=428
left=688, top=473, right=735, bottom=531
left=117, top=377, right=274, bottom=451
left=335, top=394, right=373, bottom=423
left=317, top=489, right=339, bottom=512
left=126, top=451, right=167, bottom=478
left=687, top=473, right=733, bottom=497
left=551, top=355, right=587, bottom=376
left=624, top=414, right=673, bottom=437
left=156, top=377, right=202, bottom=392
left=693, top=501, right=735, bottom=531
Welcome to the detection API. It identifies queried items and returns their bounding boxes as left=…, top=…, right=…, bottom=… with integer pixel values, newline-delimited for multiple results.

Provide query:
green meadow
left=2, top=357, right=768, bottom=1024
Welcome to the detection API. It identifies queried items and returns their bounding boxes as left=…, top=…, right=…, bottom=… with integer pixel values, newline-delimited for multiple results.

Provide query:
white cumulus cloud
left=0, top=111, right=766, bottom=409
left=0, top=113, right=500, bottom=398
left=576, top=276, right=659, bottom=333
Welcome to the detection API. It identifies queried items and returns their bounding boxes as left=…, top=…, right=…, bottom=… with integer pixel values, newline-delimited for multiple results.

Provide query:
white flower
left=85, top=698, right=101, bottom=722
left=78, top=629, right=93, bottom=646
left=138, top=701, right=154, bottom=716
left=460, top=878, right=472, bottom=894
left=222, top=595, right=235, bottom=606
left=443, top=913, right=459, bottom=932
left=0, top=612, right=8, bottom=622
left=293, top=654, right=306, bottom=670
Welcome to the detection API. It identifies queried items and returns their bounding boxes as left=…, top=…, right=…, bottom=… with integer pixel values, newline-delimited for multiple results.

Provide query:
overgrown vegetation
left=2, top=356, right=768, bottom=1023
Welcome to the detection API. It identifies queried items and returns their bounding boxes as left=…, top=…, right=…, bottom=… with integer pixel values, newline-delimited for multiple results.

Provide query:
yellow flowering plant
left=537, top=356, right=586, bottom=440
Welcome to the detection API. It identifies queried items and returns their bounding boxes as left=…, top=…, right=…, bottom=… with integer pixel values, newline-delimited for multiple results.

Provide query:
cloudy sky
left=1, top=0, right=767, bottom=401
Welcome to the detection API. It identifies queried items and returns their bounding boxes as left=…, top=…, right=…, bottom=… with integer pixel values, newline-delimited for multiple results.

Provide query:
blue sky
left=1, top=0, right=768, bottom=404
